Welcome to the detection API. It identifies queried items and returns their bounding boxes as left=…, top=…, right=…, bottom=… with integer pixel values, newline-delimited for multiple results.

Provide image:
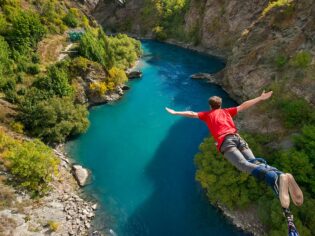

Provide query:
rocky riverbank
left=0, top=142, right=99, bottom=236
left=216, top=203, right=266, bottom=236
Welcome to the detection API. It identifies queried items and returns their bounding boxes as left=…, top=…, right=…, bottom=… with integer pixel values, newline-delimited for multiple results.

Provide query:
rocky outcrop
left=73, top=60, right=126, bottom=106
left=92, top=0, right=315, bottom=106
left=0, top=149, right=98, bottom=236
left=217, top=203, right=266, bottom=235
left=224, top=0, right=315, bottom=103
left=79, top=0, right=100, bottom=10
left=126, top=70, right=142, bottom=79
left=190, top=73, right=221, bottom=85
left=72, top=165, right=90, bottom=187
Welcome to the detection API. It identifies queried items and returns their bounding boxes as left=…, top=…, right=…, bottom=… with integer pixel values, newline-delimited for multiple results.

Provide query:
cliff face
left=224, top=0, right=315, bottom=103
left=91, top=0, right=315, bottom=105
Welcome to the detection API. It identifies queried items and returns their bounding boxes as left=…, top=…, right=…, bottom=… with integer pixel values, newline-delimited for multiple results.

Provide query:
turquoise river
left=66, top=40, right=248, bottom=236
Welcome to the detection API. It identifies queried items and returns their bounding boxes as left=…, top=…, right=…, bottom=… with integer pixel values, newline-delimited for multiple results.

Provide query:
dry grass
left=0, top=215, right=17, bottom=236
left=0, top=182, right=16, bottom=211
left=37, top=34, right=68, bottom=68
left=0, top=98, right=17, bottom=125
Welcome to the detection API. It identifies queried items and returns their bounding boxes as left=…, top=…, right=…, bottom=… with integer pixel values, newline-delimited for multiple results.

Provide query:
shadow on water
left=122, top=118, right=248, bottom=236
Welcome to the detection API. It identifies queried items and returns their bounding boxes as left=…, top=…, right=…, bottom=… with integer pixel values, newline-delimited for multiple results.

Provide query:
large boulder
left=72, top=165, right=90, bottom=187
left=190, top=73, right=222, bottom=85
left=126, top=70, right=142, bottom=79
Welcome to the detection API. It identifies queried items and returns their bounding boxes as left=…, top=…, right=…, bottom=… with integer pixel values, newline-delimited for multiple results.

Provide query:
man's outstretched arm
left=237, top=90, right=273, bottom=112
left=165, top=107, right=199, bottom=118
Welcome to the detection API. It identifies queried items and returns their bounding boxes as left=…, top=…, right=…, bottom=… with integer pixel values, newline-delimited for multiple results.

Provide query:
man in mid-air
left=165, top=91, right=303, bottom=210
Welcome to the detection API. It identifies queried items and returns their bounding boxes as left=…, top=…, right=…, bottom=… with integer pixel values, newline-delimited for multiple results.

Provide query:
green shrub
left=78, top=29, right=107, bottom=67
left=47, top=220, right=59, bottom=232
left=62, top=8, right=79, bottom=28
left=19, top=96, right=89, bottom=143
left=8, top=10, right=46, bottom=53
left=0, top=36, right=12, bottom=77
left=89, top=81, right=108, bottom=96
left=277, top=97, right=315, bottom=128
left=107, top=33, right=142, bottom=69
left=291, top=51, right=312, bottom=69
left=262, top=0, right=292, bottom=16
left=153, top=26, right=167, bottom=41
left=79, top=29, right=141, bottom=70
left=71, top=56, right=91, bottom=73
left=31, top=53, right=40, bottom=63
left=34, top=64, right=73, bottom=97
left=107, top=67, right=128, bottom=86
left=10, top=121, right=24, bottom=134
left=0, top=77, right=16, bottom=93
left=26, top=64, right=40, bottom=75
left=274, top=54, right=288, bottom=70
left=144, top=0, right=189, bottom=40
left=0, top=130, right=60, bottom=195
left=294, top=125, right=315, bottom=163
left=0, top=14, right=8, bottom=35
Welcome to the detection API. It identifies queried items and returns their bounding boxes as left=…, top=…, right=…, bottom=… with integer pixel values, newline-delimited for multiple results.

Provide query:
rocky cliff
left=91, top=0, right=315, bottom=104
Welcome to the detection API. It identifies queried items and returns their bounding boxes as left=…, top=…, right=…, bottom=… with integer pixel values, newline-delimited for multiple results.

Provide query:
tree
left=34, top=64, right=73, bottom=97
left=78, top=29, right=107, bottom=67
left=62, top=8, right=79, bottom=28
left=8, top=10, right=46, bottom=53
left=107, top=67, right=128, bottom=86
left=20, top=96, right=89, bottom=143
left=0, top=36, right=11, bottom=77
left=78, top=29, right=141, bottom=69
left=0, top=130, right=60, bottom=195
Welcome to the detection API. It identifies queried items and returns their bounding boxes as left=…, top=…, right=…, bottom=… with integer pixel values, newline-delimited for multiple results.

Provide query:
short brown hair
left=208, top=96, right=222, bottom=109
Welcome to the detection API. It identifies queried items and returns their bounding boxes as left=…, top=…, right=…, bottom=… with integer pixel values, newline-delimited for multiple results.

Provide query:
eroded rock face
left=126, top=70, right=142, bottom=79
left=224, top=0, right=315, bottom=104
left=0, top=154, right=97, bottom=236
left=79, top=0, right=100, bottom=10
left=92, top=0, right=315, bottom=107
left=73, top=61, right=126, bottom=106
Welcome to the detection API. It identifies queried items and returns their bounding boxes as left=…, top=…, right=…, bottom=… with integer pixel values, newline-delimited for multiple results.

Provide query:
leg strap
left=283, top=208, right=299, bottom=236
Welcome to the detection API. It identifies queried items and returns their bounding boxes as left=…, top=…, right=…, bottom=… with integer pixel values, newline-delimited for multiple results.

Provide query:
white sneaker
left=287, top=173, right=304, bottom=206
left=279, top=174, right=290, bottom=208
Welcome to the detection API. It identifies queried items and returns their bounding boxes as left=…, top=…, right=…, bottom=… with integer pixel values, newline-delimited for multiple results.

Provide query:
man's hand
left=237, top=90, right=273, bottom=112
left=165, top=107, right=176, bottom=115
left=260, top=90, right=273, bottom=101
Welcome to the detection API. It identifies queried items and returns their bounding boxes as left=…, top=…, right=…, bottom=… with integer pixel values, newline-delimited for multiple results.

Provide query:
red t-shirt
left=198, top=107, right=238, bottom=152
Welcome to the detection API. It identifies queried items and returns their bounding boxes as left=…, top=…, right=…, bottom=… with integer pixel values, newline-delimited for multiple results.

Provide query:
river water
left=66, top=40, right=247, bottom=236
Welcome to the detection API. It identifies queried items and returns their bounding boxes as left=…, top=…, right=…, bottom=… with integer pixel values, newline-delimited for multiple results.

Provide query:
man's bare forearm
left=165, top=107, right=199, bottom=118
left=237, top=91, right=273, bottom=112
left=238, top=97, right=262, bottom=111
left=172, top=111, right=198, bottom=118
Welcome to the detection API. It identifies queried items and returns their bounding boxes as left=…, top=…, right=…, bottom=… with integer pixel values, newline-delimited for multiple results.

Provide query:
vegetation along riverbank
left=0, top=0, right=141, bottom=235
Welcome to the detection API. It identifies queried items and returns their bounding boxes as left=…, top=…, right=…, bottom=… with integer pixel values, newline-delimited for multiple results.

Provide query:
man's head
left=208, top=96, right=222, bottom=109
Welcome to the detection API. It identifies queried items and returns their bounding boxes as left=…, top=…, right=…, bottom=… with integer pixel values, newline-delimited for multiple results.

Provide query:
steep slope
left=92, top=0, right=315, bottom=104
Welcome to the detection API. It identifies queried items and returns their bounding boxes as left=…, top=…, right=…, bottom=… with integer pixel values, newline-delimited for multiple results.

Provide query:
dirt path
left=57, top=43, right=74, bottom=61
